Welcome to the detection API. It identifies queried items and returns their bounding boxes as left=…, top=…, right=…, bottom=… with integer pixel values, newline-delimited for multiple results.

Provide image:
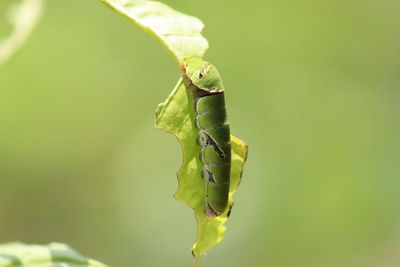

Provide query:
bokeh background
left=1, top=0, right=399, bottom=266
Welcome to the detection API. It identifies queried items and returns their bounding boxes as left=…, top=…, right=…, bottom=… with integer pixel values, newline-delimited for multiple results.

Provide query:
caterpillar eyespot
left=181, top=57, right=231, bottom=217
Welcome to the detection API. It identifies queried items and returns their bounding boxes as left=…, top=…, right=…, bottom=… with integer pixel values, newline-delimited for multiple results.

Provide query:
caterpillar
left=180, top=57, right=231, bottom=217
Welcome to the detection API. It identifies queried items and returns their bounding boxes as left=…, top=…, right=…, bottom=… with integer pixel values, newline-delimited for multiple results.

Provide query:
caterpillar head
left=181, top=57, right=224, bottom=92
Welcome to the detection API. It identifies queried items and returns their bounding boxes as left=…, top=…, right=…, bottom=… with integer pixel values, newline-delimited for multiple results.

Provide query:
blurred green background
left=1, top=0, right=399, bottom=266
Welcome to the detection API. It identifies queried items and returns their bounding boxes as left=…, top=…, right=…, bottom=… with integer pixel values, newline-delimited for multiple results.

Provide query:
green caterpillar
left=180, top=57, right=231, bottom=217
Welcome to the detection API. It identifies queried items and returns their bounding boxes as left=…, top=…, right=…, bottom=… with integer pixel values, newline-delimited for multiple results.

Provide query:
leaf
left=0, top=242, right=108, bottom=267
left=0, top=0, right=43, bottom=65
left=98, top=0, right=249, bottom=260
left=155, top=79, right=248, bottom=258
left=99, top=0, right=209, bottom=64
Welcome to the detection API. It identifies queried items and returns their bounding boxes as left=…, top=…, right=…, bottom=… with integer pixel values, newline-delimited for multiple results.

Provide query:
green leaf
left=155, top=79, right=248, bottom=259
left=0, top=242, right=108, bottom=267
left=99, top=0, right=209, bottom=64
left=0, top=0, right=43, bottom=65
left=98, top=0, right=249, bottom=260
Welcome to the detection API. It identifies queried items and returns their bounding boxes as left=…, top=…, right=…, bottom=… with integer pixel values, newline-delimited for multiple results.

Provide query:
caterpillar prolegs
left=181, top=57, right=231, bottom=217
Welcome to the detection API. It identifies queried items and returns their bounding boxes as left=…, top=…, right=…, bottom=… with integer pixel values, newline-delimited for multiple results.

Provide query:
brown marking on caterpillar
left=203, top=166, right=217, bottom=183
left=205, top=201, right=221, bottom=217
left=199, top=130, right=227, bottom=158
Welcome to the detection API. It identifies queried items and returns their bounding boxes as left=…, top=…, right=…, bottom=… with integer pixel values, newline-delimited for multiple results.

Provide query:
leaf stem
left=192, top=257, right=201, bottom=267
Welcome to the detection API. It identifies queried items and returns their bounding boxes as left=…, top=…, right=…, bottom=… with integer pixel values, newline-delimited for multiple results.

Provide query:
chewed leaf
left=0, top=0, right=43, bottom=65
left=155, top=79, right=248, bottom=258
left=0, top=242, right=108, bottom=267
left=99, top=0, right=209, bottom=63
left=99, top=0, right=248, bottom=260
